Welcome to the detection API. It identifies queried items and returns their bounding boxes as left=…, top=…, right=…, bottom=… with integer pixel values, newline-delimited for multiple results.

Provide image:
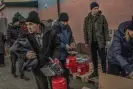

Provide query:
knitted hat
left=90, top=2, right=99, bottom=10
left=26, top=11, right=40, bottom=24
left=58, top=12, right=69, bottom=22
left=127, top=16, right=133, bottom=31
left=12, top=12, right=25, bottom=24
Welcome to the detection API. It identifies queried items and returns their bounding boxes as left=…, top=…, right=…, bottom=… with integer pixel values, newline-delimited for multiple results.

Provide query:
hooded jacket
left=7, top=13, right=25, bottom=47
left=83, top=11, right=110, bottom=48
left=107, top=21, right=133, bottom=75
left=52, top=20, right=74, bottom=60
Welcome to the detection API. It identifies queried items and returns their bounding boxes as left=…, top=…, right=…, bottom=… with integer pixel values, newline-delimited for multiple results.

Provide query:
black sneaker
left=20, top=76, right=30, bottom=81
left=0, top=64, right=4, bottom=67
left=13, top=74, right=18, bottom=78
left=88, top=72, right=98, bottom=79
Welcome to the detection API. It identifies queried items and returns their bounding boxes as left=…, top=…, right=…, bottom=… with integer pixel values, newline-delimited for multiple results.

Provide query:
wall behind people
left=38, top=0, right=61, bottom=20
left=36, top=0, right=133, bottom=43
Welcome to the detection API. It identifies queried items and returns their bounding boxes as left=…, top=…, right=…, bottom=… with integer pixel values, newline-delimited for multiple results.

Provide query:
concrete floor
left=0, top=56, right=96, bottom=89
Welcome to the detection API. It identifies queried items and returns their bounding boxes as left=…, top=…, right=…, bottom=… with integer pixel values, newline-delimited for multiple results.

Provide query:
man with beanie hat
left=11, top=11, right=60, bottom=89
left=52, top=12, right=75, bottom=89
left=90, top=2, right=99, bottom=11
left=7, top=12, right=29, bottom=81
left=107, top=16, right=133, bottom=79
left=83, top=2, right=110, bottom=78
left=26, top=11, right=40, bottom=24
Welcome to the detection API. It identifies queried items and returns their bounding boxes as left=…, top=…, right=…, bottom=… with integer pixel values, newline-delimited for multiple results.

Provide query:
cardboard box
left=99, top=73, right=133, bottom=89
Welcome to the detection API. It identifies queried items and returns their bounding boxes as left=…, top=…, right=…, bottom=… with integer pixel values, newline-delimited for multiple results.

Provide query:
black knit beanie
left=90, top=2, right=99, bottom=10
left=127, top=16, right=133, bottom=31
left=58, top=12, right=69, bottom=22
left=26, top=11, right=40, bottom=24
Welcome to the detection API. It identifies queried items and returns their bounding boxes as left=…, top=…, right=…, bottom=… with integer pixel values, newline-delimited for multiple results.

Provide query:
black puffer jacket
left=107, top=21, right=133, bottom=75
left=7, top=24, right=23, bottom=47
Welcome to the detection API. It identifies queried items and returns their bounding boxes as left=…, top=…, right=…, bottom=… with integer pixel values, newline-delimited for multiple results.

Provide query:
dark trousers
left=32, top=67, right=51, bottom=89
left=91, top=41, right=106, bottom=73
left=0, top=53, right=4, bottom=65
left=19, top=59, right=25, bottom=77
left=108, top=62, right=126, bottom=77
left=60, top=60, right=70, bottom=88
left=32, top=61, right=69, bottom=89
left=10, top=52, right=24, bottom=76
left=11, top=52, right=17, bottom=74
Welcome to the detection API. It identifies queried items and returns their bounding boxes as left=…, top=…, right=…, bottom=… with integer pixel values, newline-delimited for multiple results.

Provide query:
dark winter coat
left=107, top=21, right=133, bottom=75
left=7, top=24, right=23, bottom=47
left=0, top=32, right=6, bottom=54
left=10, top=26, right=60, bottom=68
left=83, top=11, right=110, bottom=48
left=52, top=20, right=74, bottom=60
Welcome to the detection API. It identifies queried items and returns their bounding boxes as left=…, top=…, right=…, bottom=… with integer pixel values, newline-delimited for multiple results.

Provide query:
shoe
left=88, top=72, right=98, bottom=79
left=13, top=74, right=18, bottom=78
left=0, top=64, right=4, bottom=67
left=20, top=76, right=30, bottom=81
left=68, top=86, right=74, bottom=89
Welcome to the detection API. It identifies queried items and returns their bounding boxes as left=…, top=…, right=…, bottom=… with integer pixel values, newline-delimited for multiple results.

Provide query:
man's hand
left=54, top=58, right=60, bottom=64
left=66, top=44, right=71, bottom=50
left=26, top=51, right=36, bottom=60
left=70, top=42, right=76, bottom=49
left=85, top=44, right=88, bottom=48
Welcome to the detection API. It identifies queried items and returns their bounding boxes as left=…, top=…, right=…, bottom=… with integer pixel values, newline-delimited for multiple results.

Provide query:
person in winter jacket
left=11, top=11, right=60, bottom=89
left=7, top=12, right=29, bottom=80
left=0, top=32, right=6, bottom=67
left=107, top=17, right=133, bottom=79
left=83, top=2, right=110, bottom=78
left=52, top=12, right=75, bottom=89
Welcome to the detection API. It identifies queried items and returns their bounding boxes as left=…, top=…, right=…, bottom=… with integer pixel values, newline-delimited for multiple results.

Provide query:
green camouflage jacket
left=83, top=11, right=110, bottom=48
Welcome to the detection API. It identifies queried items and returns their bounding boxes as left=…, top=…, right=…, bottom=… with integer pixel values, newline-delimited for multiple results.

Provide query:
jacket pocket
left=87, top=21, right=92, bottom=30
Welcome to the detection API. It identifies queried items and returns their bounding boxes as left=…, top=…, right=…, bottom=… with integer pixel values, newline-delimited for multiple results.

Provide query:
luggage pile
left=77, top=57, right=89, bottom=75
left=66, top=51, right=90, bottom=75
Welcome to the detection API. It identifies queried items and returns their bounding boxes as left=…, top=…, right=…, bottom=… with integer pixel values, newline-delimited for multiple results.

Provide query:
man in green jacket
left=83, top=2, right=110, bottom=78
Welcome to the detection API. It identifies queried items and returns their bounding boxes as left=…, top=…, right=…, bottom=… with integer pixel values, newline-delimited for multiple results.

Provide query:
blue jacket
left=52, top=21, right=74, bottom=60
left=107, top=21, right=133, bottom=74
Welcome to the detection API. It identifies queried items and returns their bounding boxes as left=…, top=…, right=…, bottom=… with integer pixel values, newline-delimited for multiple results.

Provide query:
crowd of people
left=0, top=1, right=133, bottom=89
